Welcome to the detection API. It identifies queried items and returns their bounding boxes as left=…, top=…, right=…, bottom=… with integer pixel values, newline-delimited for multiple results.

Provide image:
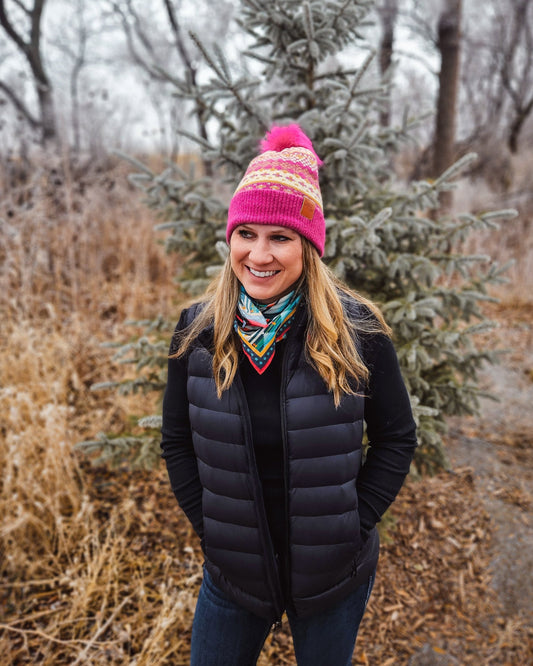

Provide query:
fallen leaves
left=2, top=465, right=532, bottom=665
left=260, top=466, right=533, bottom=664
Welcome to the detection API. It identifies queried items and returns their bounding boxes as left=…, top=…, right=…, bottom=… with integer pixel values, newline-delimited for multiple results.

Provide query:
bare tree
left=459, top=0, right=533, bottom=154
left=0, top=0, right=57, bottom=147
left=495, top=0, right=533, bottom=153
left=432, top=0, right=462, bottom=184
left=109, top=0, right=233, bottom=165
left=64, top=0, right=90, bottom=154
left=49, top=0, right=115, bottom=156
left=377, top=0, right=398, bottom=127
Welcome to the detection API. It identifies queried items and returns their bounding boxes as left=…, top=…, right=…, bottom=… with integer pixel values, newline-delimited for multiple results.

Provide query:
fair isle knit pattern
left=234, top=286, right=302, bottom=374
left=227, top=124, right=326, bottom=256
left=233, top=148, right=323, bottom=209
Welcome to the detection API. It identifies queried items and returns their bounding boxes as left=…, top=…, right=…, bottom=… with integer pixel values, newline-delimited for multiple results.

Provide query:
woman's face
left=230, top=223, right=303, bottom=303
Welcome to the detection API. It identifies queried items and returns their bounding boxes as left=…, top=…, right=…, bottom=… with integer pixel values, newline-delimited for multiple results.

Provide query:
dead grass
left=1, top=158, right=532, bottom=664
left=0, top=155, right=181, bottom=329
left=0, top=315, right=201, bottom=664
left=0, top=157, right=194, bottom=663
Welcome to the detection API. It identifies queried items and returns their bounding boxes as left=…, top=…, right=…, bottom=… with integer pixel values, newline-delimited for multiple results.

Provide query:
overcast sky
left=0, top=0, right=482, bottom=155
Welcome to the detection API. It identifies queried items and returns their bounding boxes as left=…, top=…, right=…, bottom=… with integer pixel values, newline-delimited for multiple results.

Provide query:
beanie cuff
left=227, top=189, right=325, bottom=256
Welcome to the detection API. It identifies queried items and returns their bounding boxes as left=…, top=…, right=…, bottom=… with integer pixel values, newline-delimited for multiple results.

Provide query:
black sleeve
left=356, top=333, right=417, bottom=538
left=160, top=310, right=204, bottom=539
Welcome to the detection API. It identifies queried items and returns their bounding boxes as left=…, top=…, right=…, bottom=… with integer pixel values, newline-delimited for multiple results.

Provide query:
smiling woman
left=160, top=124, right=417, bottom=665
left=230, top=224, right=303, bottom=303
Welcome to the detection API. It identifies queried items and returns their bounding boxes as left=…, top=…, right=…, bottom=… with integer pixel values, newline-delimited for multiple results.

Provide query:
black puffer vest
left=185, top=304, right=379, bottom=622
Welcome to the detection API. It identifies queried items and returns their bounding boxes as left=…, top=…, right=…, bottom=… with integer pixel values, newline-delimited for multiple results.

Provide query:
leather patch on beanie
left=300, top=197, right=316, bottom=220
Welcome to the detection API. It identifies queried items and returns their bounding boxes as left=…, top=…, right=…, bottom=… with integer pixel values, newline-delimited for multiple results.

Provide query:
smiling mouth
left=247, top=266, right=280, bottom=278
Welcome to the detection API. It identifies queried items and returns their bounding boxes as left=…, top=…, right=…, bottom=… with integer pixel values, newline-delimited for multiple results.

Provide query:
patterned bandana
left=234, top=286, right=302, bottom=374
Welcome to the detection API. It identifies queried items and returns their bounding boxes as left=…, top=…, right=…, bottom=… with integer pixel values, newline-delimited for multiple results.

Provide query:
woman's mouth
left=247, top=266, right=279, bottom=278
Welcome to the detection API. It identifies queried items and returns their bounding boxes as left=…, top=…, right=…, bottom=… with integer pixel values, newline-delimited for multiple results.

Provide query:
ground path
left=404, top=302, right=533, bottom=665
left=447, top=303, right=533, bottom=624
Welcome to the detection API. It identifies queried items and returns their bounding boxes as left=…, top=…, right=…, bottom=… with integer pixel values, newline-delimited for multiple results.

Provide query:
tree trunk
left=162, top=0, right=212, bottom=175
left=501, top=0, right=533, bottom=154
left=29, top=0, right=57, bottom=147
left=0, top=0, right=57, bottom=148
left=508, top=98, right=533, bottom=153
left=70, top=54, right=85, bottom=155
left=433, top=0, right=462, bottom=209
left=37, top=82, right=57, bottom=147
left=378, top=0, right=398, bottom=127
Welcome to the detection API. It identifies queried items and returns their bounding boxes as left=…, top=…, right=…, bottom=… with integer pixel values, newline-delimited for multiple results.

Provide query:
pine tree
left=78, top=0, right=515, bottom=473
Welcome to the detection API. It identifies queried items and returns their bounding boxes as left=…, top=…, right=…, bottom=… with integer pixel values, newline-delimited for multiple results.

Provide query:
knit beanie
left=226, top=124, right=325, bottom=256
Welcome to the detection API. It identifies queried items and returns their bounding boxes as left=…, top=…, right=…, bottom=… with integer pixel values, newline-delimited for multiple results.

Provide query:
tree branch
left=112, top=1, right=167, bottom=82
left=0, top=79, right=41, bottom=127
left=0, top=0, right=29, bottom=52
left=498, top=0, right=528, bottom=106
left=163, top=0, right=195, bottom=77
left=31, top=0, right=45, bottom=44
left=125, top=0, right=158, bottom=60
left=161, top=0, right=214, bottom=159
left=400, top=6, right=438, bottom=48
left=12, top=0, right=31, bottom=16
left=27, top=0, right=49, bottom=83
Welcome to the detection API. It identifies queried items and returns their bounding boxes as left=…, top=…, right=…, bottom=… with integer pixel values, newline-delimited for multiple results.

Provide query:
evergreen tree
left=78, top=0, right=515, bottom=473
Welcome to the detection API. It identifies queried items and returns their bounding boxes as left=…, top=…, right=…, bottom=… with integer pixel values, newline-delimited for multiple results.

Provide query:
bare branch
left=0, top=0, right=56, bottom=145
left=0, top=79, right=42, bottom=128
left=498, top=1, right=527, bottom=106
left=12, top=0, right=31, bottom=16
left=125, top=0, right=157, bottom=60
left=0, top=0, right=29, bottom=53
left=31, top=0, right=45, bottom=49
left=400, top=6, right=438, bottom=48
left=161, top=0, right=212, bottom=158
left=163, top=0, right=195, bottom=76
left=111, top=0, right=167, bottom=82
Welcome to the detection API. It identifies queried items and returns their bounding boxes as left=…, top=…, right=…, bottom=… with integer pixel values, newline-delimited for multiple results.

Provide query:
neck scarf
left=234, top=286, right=302, bottom=374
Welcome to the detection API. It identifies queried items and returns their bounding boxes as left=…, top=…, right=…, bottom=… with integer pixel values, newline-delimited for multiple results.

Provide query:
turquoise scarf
left=234, top=286, right=302, bottom=374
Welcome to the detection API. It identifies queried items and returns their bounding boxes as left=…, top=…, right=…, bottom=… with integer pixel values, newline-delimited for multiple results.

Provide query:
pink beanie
left=226, top=124, right=325, bottom=256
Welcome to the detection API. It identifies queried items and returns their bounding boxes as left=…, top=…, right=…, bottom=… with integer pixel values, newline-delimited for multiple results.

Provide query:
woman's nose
left=248, top=239, right=273, bottom=264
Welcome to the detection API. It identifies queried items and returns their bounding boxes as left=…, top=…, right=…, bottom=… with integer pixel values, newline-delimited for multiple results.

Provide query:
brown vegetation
left=1, top=157, right=532, bottom=664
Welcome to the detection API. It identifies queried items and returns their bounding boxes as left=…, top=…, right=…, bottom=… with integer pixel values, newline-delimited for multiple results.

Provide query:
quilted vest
left=186, top=306, right=379, bottom=622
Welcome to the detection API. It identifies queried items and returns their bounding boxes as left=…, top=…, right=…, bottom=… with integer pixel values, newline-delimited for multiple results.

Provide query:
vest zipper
left=280, top=334, right=293, bottom=611
left=271, top=619, right=283, bottom=633
left=234, top=373, right=284, bottom=623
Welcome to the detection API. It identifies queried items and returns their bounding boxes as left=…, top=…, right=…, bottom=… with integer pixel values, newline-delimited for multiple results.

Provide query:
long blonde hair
left=170, top=238, right=391, bottom=405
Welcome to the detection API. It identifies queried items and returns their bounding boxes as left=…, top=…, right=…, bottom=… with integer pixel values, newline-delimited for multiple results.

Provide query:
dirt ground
left=394, top=301, right=533, bottom=666
left=446, top=302, right=533, bottom=624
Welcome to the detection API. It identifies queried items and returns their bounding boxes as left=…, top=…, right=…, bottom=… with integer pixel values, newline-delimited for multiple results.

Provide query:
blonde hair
left=171, top=238, right=391, bottom=405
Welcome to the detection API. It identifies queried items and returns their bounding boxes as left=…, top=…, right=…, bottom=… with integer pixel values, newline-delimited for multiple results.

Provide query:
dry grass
left=1, top=155, right=532, bottom=664
left=0, top=156, right=199, bottom=664
left=0, top=155, right=181, bottom=328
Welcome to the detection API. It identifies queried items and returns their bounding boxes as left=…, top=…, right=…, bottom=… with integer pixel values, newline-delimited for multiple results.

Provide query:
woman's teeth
left=248, top=268, right=277, bottom=278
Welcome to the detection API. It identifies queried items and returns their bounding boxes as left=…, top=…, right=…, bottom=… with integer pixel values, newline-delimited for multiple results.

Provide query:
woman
left=161, top=125, right=417, bottom=665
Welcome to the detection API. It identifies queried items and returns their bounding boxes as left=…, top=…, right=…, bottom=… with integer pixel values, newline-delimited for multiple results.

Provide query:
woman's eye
left=272, top=235, right=290, bottom=242
left=238, top=229, right=254, bottom=239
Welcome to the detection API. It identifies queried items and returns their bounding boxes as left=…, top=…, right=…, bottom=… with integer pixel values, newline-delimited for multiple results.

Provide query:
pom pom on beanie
left=260, top=124, right=323, bottom=166
left=227, top=123, right=325, bottom=256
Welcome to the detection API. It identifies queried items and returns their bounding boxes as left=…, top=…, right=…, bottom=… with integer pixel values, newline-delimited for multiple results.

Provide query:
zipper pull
left=271, top=618, right=282, bottom=633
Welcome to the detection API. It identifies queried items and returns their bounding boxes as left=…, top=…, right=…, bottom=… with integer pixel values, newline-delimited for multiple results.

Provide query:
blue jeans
left=190, top=568, right=375, bottom=666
